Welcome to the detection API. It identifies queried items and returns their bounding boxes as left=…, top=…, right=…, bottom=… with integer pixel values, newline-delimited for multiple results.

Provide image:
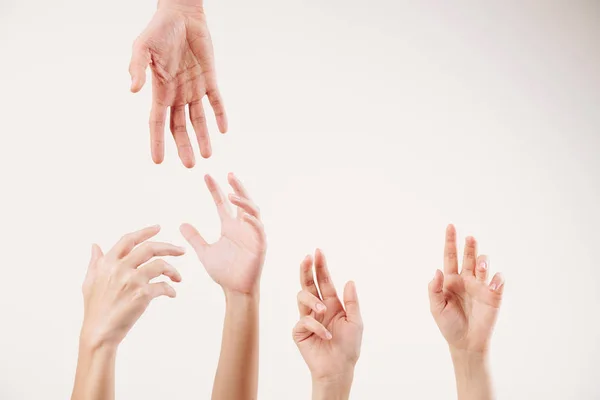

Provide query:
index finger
left=109, top=225, right=161, bottom=260
left=444, top=224, right=459, bottom=275
left=300, top=254, right=320, bottom=300
left=227, top=172, right=251, bottom=200
left=205, top=174, right=232, bottom=221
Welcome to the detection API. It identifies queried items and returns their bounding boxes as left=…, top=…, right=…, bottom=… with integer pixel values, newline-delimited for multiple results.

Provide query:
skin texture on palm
left=293, top=250, right=363, bottom=400
left=72, top=226, right=185, bottom=400
left=428, top=224, right=505, bottom=400
left=180, top=173, right=265, bottom=400
left=130, top=3, right=227, bottom=168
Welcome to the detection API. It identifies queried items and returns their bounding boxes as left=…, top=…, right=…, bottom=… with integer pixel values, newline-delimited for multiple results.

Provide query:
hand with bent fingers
left=129, top=1, right=227, bottom=167
left=428, top=224, right=505, bottom=400
left=428, top=224, right=505, bottom=353
left=81, top=225, right=185, bottom=348
left=293, top=250, right=363, bottom=400
left=72, top=225, right=185, bottom=400
left=180, top=173, right=266, bottom=295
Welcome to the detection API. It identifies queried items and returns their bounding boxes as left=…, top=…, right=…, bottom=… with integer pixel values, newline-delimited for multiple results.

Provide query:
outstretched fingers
left=207, top=88, right=228, bottom=134
left=170, top=106, right=195, bottom=168
left=461, top=236, right=478, bottom=277
left=444, top=224, right=459, bottom=275
left=188, top=100, right=212, bottom=159
left=204, top=174, right=232, bottom=221
left=314, top=249, right=339, bottom=302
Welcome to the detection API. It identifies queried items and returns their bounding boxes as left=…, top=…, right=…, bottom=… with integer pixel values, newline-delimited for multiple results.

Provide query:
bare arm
left=181, top=173, right=266, bottom=400
left=212, top=292, right=260, bottom=400
left=71, top=226, right=184, bottom=400
left=451, top=350, right=494, bottom=400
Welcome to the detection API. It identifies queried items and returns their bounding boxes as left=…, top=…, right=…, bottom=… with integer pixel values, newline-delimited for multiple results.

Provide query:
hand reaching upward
left=293, top=249, right=363, bottom=397
left=130, top=2, right=227, bottom=167
left=428, top=225, right=505, bottom=354
left=180, top=173, right=266, bottom=295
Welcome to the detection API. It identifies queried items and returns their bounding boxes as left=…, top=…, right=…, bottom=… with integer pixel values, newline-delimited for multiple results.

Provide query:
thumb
left=428, top=269, right=446, bottom=314
left=179, top=223, right=208, bottom=257
left=129, top=40, right=150, bottom=93
left=89, top=244, right=103, bottom=267
left=343, top=281, right=362, bottom=324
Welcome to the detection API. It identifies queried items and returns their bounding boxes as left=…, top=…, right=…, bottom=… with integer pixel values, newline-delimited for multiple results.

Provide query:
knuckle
left=133, top=286, right=150, bottom=301
left=304, top=278, right=315, bottom=287
left=191, top=115, right=206, bottom=125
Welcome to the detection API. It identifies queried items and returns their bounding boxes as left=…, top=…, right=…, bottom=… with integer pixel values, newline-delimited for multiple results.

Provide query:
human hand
left=180, top=173, right=266, bottom=296
left=129, top=2, right=227, bottom=167
left=80, top=225, right=185, bottom=349
left=428, top=225, right=505, bottom=355
left=292, top=250, right=363, bottom=393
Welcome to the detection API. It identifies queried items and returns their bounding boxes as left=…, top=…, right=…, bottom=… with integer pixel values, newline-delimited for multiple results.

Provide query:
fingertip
left=151, top=153, right=164, bottom=165
left=314, top=303, right=326, bottom=313
left=200, top=148, right=212, bottom=159
left=325, top=330, right=333, bottom=340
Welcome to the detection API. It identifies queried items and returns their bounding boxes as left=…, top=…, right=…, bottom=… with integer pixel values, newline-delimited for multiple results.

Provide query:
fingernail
left=479, top=261, right=487, bottom=270
left=489, top=283, right=497, bottom=291
left=315, top=303, right=326, bottom=312
left=177, top=246, right=186, bottom=252
left=325, top=331, right=332, bottom=340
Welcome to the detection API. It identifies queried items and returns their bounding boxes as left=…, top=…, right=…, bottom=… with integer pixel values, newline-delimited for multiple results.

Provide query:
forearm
left=451, top=349, right=494, bottom=400
left=71, top=339, right=117, bottom=400
left=211, top=292, right=260, bottom=400
left=312, top=372, right=354, bottom=400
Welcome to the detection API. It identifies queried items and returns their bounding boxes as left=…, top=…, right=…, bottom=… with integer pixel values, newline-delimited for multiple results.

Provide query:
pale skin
left=292, top=250, right=363, bottom=400
left=428, top=224, right=505, bottom=400
left=130, top=0, right=227, bottom=168
left=181, top=173, right=266, bottom=400
left=71, top=225, right=185, bottom=400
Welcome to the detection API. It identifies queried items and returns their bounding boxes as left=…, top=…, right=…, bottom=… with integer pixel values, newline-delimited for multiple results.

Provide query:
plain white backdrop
left=0, top=0, right=599, bottom=399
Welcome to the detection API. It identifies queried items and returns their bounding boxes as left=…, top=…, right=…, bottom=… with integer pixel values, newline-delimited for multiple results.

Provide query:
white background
left=1, top=0, right=599, bottom=399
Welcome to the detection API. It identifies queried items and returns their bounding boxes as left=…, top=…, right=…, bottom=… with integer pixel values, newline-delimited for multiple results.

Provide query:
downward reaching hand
left=130, top=2, right=227, bottom=167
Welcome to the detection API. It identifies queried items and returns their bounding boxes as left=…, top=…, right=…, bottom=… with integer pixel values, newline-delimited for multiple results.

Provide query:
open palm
left=181, top=174, right=266, bottom=294
left=130, top=6, right=227, bottom=167
left=428, top=225, right=505, bottom=353
left=293, top=250, right=363, bottom=380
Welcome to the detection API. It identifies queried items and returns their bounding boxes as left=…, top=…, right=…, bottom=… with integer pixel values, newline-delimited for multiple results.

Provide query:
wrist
left=224, top=288, right=260, bottom=304
left=450, top=347, right=489, bottom=367
left=79, top=327, right=119, bottom=355
left=158, top=0, right=204, bottom=15
left=312, top=370, right=354, bottom=400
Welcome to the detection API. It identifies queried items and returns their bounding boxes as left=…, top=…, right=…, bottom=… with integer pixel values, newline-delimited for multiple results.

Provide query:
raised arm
left=181, top=173, right=266, bottom=400
left=292, top=250, right=363, bottom=400
left=428, top=225, right=505, bottom=400
left=71, top=225, right=184, bottom=400
left=130, top=0, right=227, bottom=167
